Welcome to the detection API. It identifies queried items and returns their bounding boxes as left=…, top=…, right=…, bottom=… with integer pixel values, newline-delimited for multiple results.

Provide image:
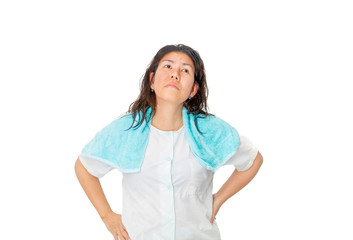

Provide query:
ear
left=191, top=82, right=199, bottom=97
left=149, top=72, right=154, bottom=88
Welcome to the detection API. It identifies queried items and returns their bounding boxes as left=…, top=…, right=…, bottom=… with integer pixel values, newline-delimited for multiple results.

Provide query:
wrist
left=100, top=209, right=113, bottom=220
left=214, top=192, right=226, bottom=205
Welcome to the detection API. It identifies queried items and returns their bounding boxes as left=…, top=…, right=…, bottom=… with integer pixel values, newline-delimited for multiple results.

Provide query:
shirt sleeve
left=79, top=155, right=114, bottom=178
left=224, top=135, right=259, bottom=171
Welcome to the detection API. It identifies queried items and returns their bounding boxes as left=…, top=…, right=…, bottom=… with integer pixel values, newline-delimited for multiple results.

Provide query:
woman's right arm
left=74, top=157, right=131, bottom=240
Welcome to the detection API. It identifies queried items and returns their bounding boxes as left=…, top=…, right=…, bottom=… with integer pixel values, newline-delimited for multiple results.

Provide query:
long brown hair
left=122, top=44, right=214, bottom=135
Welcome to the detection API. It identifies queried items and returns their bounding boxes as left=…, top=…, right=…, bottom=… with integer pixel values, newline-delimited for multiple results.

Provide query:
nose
left=170, top=69, right=180, bottom=80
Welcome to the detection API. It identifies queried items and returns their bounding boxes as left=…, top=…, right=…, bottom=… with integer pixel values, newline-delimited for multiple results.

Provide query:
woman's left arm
left=210, top=151, right=263, bottom=224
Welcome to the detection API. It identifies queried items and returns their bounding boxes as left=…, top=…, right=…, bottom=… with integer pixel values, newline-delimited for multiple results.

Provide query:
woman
left=75, top=44, right=263, bottom=240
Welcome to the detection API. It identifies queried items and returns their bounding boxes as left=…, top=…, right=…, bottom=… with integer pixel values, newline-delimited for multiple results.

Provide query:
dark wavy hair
left=122, top=44, right=214, bottom=134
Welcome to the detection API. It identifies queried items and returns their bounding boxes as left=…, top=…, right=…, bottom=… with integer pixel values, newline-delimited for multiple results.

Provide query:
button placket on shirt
left=166, top=131, right=174, bottom=184
left=164, top=131, right=176, bottom=239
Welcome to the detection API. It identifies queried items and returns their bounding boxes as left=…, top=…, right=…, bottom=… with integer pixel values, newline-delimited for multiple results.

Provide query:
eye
left=182, top=69, right=189, bottom=73
left=164, top=64, right=171, bottom=69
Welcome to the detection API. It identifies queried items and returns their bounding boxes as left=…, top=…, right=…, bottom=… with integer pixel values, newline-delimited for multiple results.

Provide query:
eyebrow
left=162, top=59, right=194, bottom=70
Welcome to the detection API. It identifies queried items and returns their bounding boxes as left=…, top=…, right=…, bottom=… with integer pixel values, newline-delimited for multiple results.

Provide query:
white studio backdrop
left=0, top=0, right=352, bottom=239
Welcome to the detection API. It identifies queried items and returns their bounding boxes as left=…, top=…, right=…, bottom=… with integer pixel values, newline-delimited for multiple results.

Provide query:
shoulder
left=93, top=112, right=135, bottom=138
left=194, top=113, right=236, bottom=133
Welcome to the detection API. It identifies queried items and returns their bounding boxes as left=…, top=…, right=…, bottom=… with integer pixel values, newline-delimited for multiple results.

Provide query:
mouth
left=165, top=84, right=180, bottom=90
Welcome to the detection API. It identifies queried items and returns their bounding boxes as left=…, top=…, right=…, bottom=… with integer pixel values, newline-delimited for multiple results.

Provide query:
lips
left=165, top=83, right=180, bottom=90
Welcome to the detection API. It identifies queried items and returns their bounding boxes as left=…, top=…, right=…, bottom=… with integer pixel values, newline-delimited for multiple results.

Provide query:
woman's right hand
left=101, top=211, right=131, bottom=240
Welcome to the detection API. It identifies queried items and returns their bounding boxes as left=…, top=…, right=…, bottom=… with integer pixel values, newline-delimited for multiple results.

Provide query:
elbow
left=256, top=151, right=264, bottom=166
left=74, top=157, right=83, bottom=176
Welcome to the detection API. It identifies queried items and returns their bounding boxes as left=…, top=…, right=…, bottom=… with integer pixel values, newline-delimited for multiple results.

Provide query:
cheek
left=154, top=72, right=168, bottom=85
left=182, top=72, right=194, bottom=82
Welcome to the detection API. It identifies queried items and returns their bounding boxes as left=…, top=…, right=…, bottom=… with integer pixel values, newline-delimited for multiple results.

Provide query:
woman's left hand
left=210, top=193, right=223, bottom=224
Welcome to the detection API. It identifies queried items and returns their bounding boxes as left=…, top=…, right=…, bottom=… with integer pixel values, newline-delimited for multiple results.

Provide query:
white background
left=1, top=0, right=352, bottom=239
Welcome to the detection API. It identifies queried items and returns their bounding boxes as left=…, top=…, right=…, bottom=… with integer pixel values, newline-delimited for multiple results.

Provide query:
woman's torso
left=121, top=124, right=222, bottom=240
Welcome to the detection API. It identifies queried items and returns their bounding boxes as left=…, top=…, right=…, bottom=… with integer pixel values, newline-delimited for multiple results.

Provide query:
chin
left=156, top=96, right=183, bottom=105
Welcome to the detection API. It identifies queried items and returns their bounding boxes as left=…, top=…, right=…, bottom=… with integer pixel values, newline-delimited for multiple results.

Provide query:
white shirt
left=79, top=123, right=258, bottom=240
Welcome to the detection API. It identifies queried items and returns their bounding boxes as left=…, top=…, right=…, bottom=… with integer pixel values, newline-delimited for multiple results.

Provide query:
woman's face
left=150, top=51, right=199, bottom=105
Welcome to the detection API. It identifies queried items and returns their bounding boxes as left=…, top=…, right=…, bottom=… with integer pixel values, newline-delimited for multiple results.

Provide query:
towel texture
left=80, top=106, right=240, bottom=173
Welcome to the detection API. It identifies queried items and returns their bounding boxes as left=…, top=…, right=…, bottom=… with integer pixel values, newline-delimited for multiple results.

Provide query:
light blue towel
left=80, top=106, right=240, bottom=173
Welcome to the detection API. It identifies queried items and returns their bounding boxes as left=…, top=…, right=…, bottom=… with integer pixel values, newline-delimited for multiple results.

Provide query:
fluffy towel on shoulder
left=80, top=106, right=240, bottom=173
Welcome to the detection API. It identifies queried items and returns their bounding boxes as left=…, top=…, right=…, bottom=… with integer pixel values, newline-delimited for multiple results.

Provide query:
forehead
left=160, top=51, right=194, bottom=68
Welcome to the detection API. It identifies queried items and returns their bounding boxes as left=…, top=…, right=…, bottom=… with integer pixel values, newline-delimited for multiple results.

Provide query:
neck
left=151, top=104, right=184, bottom=131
